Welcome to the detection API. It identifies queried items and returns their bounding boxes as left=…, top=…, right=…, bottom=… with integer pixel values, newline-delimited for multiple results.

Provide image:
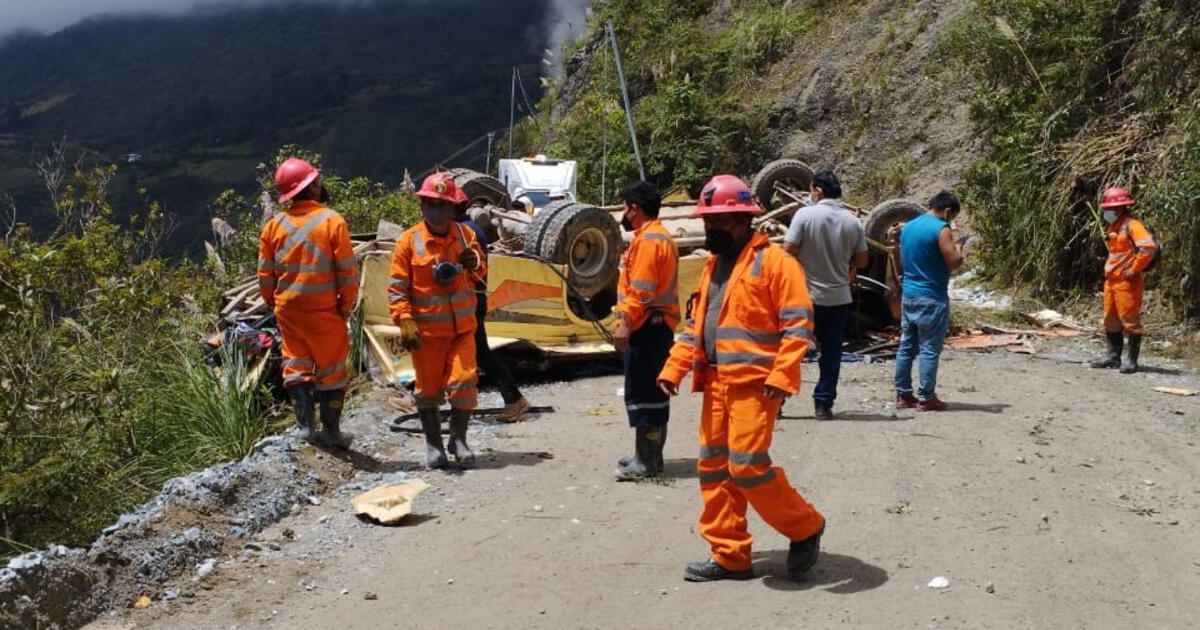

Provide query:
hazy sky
left=1, top=0, right=488, bottom=36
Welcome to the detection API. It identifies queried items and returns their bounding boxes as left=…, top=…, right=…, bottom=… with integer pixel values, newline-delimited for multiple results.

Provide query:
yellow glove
left=398, top=318, right=422, bottom=352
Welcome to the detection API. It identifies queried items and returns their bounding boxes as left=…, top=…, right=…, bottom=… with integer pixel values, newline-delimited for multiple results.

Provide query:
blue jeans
left=893, top=297, right=950, bottom=401
left=813, top=303, right=851, bottom=404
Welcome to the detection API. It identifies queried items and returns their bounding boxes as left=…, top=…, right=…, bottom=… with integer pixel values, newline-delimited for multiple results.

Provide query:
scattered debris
left=364, top=592, right=378, bottom=601
left=1020, top=309, right=1088, bottom=332
left=928, top=576, right=950, bottom=589
left=195, top=559, right=216, bottom=581
left=885, top=500, right=913, bottom=515
left=351, top=480, right=431, bottom=525
left=1152, top=387, right=1197, bottom=397
left=985, top=582, right=995, bottom=594
left=132, top=595, right=152, bottom=610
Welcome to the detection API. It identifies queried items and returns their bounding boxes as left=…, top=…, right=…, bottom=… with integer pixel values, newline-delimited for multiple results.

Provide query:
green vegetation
left=936, top=0, right=1200, bottom=316
left=0, top=146, right=416, bottom=558
left=512, top=0, right=828, bottom=204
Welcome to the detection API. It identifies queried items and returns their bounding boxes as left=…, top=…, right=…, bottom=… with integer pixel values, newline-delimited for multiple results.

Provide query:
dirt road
left=87, top=341, right=1200, bottom=629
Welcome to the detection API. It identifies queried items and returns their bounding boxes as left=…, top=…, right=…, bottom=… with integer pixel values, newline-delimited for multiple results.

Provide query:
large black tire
left=864, top=199, right=923, bottom=246
left=534, top=203, right=622, bottom=298
left=448, top=168, right=510, bottom=208
left=751, top=159, right=814, bottom=220
left=522, top=199, right=576, bottom=258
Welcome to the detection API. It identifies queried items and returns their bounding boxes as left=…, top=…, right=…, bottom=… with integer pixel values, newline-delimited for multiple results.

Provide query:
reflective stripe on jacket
left=659, top=233, right=814, bottom=394
left=616, top=219, right=681, bottom=331
left=1104, top=216, right=1157, bottom=279
left=257, top=201, right=360, bottom=314
left=388, top=221, right=487, bottom=338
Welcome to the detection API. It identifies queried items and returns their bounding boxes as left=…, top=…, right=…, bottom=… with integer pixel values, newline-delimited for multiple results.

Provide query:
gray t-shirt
left=784, top=199, right=868, bottom=306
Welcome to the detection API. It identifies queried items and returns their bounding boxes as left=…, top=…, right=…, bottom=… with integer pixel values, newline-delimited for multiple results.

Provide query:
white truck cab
left=498, top=155, right=578, bottom=211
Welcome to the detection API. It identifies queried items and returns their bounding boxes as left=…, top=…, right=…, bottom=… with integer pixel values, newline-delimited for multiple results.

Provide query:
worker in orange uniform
left=258, top=157, right=359, bottom=448
left=389, top=173, right=486, bottom=468
left=613, top=181, right=679, bottom=480
left=657, top=175, right=825, bottom=583
left=1090, top=186, right=1158, bottom=374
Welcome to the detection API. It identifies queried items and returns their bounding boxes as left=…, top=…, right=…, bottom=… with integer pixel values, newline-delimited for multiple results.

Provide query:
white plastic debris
left=928, top=576, right=950, bottom=589
left=195, top=558, right=217, bottom=580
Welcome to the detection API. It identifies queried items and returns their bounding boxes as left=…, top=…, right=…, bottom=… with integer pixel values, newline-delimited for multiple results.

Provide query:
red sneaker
left=895, top=393, right=919, bottom=409
left=917, top=397, right=948, bottom=412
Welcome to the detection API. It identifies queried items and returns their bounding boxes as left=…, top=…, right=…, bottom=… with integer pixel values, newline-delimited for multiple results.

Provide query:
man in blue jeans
left=894, top=191, right=964, bottom=411
left=783, top=171, right=868, bottom=419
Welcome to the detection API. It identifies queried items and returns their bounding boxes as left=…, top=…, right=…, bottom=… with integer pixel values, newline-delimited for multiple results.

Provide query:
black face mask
left=704, top=228, right=735, bottom=255
left=620, top=212, right=634, bottom=232
left=319, top=185, right=330, bottom=204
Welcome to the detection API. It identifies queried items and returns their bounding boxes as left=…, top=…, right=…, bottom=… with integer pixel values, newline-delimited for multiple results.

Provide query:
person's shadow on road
left=753, top=550, right=889, bottom=594
left=949, top=401, right=1011, bottom=414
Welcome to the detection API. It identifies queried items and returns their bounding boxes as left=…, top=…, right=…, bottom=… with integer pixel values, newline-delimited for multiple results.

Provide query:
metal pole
left=606, top=21, right=646, bottom=182
left=507, top=67, right=516, bottom=158
left=485, top=132, right=494, bottom=175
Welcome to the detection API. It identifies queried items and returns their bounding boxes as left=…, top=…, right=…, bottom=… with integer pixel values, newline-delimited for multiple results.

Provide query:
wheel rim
left=568, top=227, right=609, bottom=279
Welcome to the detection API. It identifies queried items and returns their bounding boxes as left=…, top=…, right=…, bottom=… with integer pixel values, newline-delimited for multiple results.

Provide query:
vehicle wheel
left=536, top=203, right=621, bottom=298
left=448, top=168, right=510, bottom=208
left=750, top=159, right=813, bottom=221
left=522, top=199, right=576, bottom=257
left=864, top=199, right=923, bottom=246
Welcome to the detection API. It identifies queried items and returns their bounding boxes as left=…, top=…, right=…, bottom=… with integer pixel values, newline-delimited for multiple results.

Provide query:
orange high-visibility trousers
left=697, top=375, right=824, bottom=572
left=276, top=308, right=349, bottom=391
left=1103, top=277, right=1144, bottom=335
left=412, top=332, right=479, bottom=411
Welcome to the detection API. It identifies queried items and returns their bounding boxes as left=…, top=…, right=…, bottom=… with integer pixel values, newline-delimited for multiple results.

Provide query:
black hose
left=509, top=252, right=618, bottom=347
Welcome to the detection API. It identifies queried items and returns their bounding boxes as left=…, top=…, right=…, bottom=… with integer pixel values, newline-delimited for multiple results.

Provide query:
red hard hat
left=275, top=158, right=320, bottom=203
left=694, top=174, right=762, bottom=217
left=1099, top=186, right=1135, bottom=208
left=416, top=172, right=468, bottom=204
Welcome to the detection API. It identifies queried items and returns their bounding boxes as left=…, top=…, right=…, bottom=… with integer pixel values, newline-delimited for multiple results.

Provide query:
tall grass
left=140, top=346, right=268, bottom=478
left=935, top=0, right=1200, bottom=316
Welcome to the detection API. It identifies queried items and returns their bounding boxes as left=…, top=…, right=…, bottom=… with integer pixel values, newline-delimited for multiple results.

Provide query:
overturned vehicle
left=356, top=160, right=922, bottom=385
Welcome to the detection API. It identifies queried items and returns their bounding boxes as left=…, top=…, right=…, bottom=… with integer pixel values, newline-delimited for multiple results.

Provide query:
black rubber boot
left=447, top=408, right=476, bottom=466
left=1120, top=335, right=1142, bottom=374
left=315, top=390, right=353, bottom=449
left=617, top=425, right=665, bottom=469
left=652, top=424, right=667, bottom=474
left=617, top=427, right=659, bottom=480
left=419, top=407, right=448, bottom=469
left=1090, top=332, right=1124, bottom=369
left=786, top=524, right=824, bottom=581
left=289, top=384, right=318, bottom=442
left=683, top=559, right=754, bottom=582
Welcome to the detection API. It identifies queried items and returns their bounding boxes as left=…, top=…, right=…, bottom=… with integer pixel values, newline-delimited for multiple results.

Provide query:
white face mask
left=1102, top=210, right=1119, bottom=224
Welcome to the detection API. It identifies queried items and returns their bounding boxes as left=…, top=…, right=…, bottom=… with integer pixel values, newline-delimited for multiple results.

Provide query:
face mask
left=422, top=206, right=454, bottom=228
left=704, top=229, right=735, bottom=255
left=1102, top=210, right=1118, bottom=224
left=318, top=185, right=330, bottom=204
left=620, top=212, right=634, bottom=232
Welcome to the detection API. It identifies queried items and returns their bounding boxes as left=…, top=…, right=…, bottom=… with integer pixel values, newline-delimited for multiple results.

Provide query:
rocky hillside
left=524, top=0, right=1200, bottom=314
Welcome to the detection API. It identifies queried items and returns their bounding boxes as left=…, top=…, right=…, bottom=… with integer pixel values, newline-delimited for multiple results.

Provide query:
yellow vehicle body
left=358, top=243, right=709, bottom=386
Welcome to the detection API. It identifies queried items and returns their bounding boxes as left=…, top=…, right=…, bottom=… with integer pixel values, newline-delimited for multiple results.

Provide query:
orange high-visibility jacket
left=1104, top=215, right=1157, bottom=280
left=257, top=201, right=360, bottom=316
left=616, top=219, right=681, bottom=331
left=388, top=221, right=487, bottom=338
left=660, top=233, right=814, bottom=394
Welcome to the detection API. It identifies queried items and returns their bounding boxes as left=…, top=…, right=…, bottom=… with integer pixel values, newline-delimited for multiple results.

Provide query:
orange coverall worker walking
left=657, top=175, right=825, bottom=583
left=1089, top=186, right=1158, bottom=374
left=613, top=181, right=680, bottom=480
left=389, top=172, right=486, bottom=469
left=258, top=157, right=359, bottom=448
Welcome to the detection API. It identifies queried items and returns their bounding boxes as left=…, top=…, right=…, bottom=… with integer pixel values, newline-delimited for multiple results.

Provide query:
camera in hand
left=433, top=260, right=463, bottom=284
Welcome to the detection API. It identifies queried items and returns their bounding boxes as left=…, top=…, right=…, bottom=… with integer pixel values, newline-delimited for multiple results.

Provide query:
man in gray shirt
left=783, top=170, right=868, bottom=419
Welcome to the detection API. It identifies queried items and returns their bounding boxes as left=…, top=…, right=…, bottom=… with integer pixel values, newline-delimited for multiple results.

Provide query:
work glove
left=398, top=318, right=422, bottom=352
left=458, top=247, right=481, bottom=271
